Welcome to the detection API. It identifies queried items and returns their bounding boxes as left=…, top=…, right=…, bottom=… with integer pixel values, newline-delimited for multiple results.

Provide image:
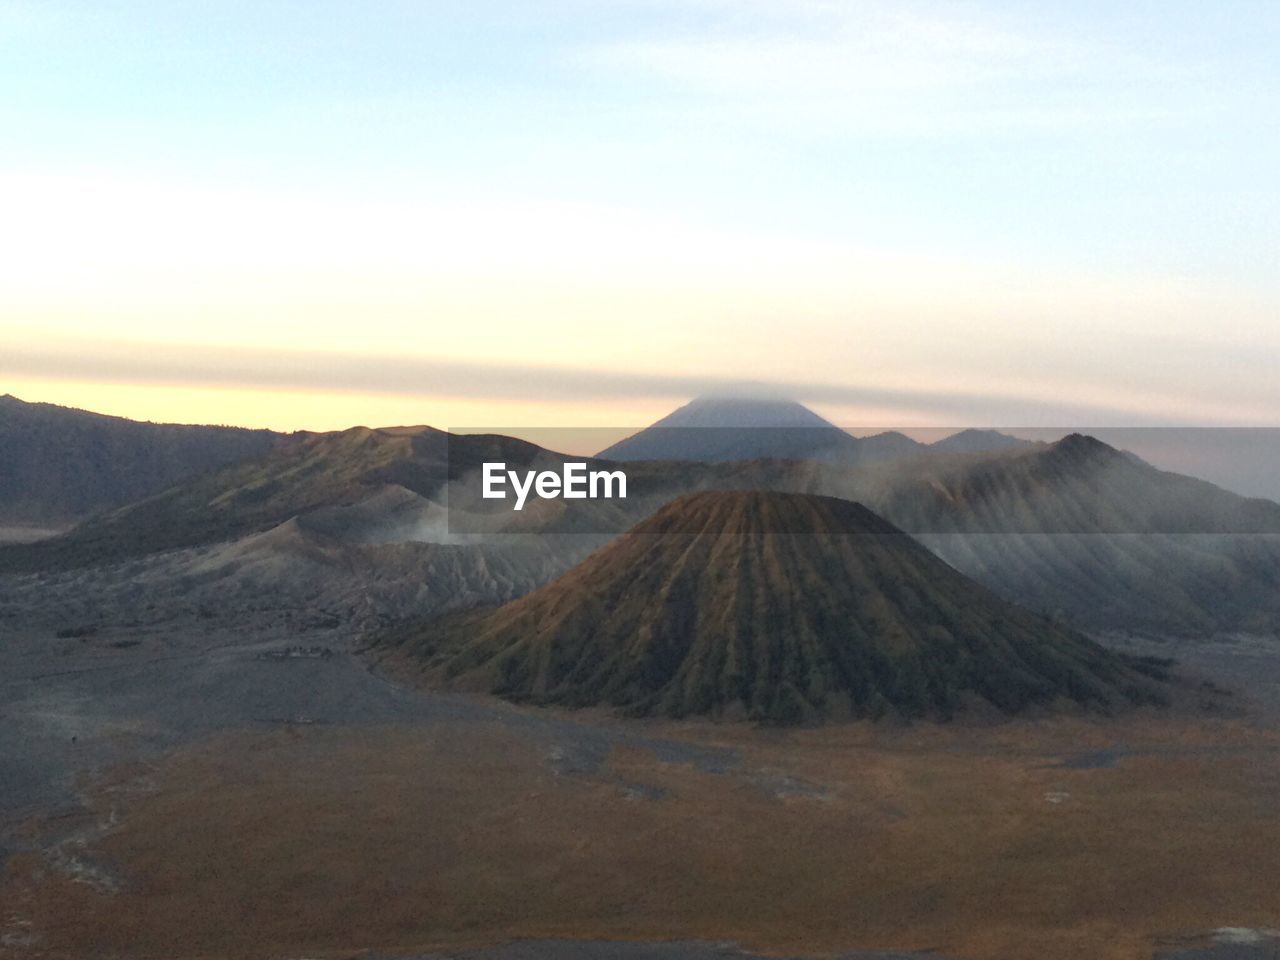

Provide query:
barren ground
left=3, top=598, right=1280, bottom=960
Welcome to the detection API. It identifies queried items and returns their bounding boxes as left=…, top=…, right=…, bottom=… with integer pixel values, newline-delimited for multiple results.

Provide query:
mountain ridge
left=598, top=395, right=1036, bottom=465
left=0, top=394, right=280, bottom=525
left=6, top=406, right=1280, bottom=636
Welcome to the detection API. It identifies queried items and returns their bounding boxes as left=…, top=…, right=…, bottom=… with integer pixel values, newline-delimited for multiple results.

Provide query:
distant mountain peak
left=598, top=395, right=936, bottom=466
left=648, top=394, right=839, bottom=430
left=929, top=428, right=1034, bottom=456
left=858, top=430, right=927, bottom=456
left=597, top=395, right=859, bottom=463
left=1050, top=432, right=1123, bottom=462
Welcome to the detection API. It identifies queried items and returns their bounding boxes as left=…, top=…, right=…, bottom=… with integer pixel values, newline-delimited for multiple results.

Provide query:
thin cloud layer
left=581, top=1, right=1187, bottom=134
left=0, top=336, right=1241, bottom=427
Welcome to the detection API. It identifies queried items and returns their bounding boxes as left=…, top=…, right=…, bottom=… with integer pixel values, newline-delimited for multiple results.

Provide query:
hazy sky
left=2, top=1, right=1277, bottom=430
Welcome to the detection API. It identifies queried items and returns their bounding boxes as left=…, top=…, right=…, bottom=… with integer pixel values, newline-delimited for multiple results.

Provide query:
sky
left=2, top=0, right=1278, bottom=432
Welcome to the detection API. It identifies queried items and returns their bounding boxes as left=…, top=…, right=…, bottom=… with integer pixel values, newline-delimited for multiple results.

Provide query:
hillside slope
left=846, top=435, right=1280, bottom=634
left=0, top=394, right=278, bottom=524
left=391, top=491, right=1168, bottom=722
left=0, top=426, right=562, bottom=571
left=864, top=433, right=1280, bottom=535
left=8, top=421, right=1280, bottom=636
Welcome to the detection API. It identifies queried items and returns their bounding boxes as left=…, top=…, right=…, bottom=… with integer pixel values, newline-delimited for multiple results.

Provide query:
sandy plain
left=2, top=607, right=1280, bottom=960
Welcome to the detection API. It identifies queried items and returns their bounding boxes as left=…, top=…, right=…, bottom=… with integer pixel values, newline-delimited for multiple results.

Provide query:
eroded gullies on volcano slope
left=391, top=490, right=1171, bottom=723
